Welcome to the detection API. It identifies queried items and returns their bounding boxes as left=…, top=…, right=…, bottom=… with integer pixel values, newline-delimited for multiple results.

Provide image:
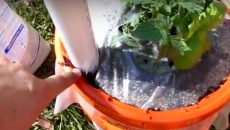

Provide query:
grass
left=6, top=0, right=94, bottom=130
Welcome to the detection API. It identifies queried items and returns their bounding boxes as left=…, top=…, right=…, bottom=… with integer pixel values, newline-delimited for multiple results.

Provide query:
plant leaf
left=130, top=0, right=165, bottom=6
left=123, top=36, right=140, bottom=47
left=164, top=5, right=171, bottom=14
left=154, top=14, right=171, bottom=30
left=131, top=22, right=163, bottom=42
left=188, top=14, right=200, bottom=39
left=177, top=2, right=204, bottom=13
left=199, top=2, right=227, bottom=30
left=129, top=13, right=141, bottom=27
left=170, top=36, right=191, bottom=55
left=110, top=35, right=124, bottom=47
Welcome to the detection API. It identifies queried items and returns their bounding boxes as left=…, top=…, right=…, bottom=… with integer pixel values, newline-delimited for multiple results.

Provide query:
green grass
left=6, top=0, right=94, bottom=130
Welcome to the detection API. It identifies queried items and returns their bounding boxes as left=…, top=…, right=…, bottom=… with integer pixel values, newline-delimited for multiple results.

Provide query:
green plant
left=111, top=0, right=226, bottom=69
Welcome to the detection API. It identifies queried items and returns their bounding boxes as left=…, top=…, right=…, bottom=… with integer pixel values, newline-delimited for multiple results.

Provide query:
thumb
left=43, top=69, right=81, bottom=100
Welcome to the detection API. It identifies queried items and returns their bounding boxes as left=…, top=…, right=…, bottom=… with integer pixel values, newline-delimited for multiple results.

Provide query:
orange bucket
left=55, top=32, right=230, bottom=130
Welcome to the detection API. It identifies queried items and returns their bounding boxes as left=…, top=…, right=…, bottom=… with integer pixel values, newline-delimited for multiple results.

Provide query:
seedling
left=111, top=0, right=227, bottom=69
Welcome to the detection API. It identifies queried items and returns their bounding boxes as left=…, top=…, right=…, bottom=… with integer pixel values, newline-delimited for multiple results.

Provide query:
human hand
left=0, top=56, right=80, bottom=130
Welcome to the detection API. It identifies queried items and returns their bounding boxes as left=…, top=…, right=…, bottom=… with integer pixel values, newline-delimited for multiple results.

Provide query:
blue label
left=4, top=24, right=24, bottom=54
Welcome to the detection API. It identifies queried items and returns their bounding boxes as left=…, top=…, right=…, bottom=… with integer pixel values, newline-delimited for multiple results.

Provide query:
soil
left=87, top=19, right=230, bottom=111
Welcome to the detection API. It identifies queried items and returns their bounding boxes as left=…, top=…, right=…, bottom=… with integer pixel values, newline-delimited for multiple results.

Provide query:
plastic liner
left=53, top=0, right=230, bottom=129
left=92, top=18, right=230, bottom=110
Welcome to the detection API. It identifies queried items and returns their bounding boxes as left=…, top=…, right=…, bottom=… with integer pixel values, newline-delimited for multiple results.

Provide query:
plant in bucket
left=45, top=0, right=230, bottom=130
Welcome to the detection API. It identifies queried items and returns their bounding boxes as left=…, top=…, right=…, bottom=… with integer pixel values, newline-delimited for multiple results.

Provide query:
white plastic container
left=0, top=1, right=50, bottom=73
left=44, top=0, right=99, bottom=73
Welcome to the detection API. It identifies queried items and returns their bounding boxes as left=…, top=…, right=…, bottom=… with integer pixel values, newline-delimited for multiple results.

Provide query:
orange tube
left=55, top=32, right=230, bottom=130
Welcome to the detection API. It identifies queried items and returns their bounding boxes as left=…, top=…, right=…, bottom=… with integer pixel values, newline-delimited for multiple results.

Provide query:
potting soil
left=90, top=18, right=230, bottom=111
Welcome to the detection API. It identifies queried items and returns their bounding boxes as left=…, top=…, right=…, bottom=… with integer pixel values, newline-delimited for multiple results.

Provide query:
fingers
left=0, top=55, right=9, bottom=65
left=43, top=69, right=81, bottom=100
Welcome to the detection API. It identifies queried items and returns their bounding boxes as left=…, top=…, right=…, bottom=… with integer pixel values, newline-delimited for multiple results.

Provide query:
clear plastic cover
left=53, top=1, right=230, bottom=129
left=92, top=13, right=230, bottom=110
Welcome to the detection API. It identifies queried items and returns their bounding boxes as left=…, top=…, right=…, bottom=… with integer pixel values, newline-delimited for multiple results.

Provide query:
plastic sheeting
left=93, top=17, right=230, bottom=111
left=54, top=0, right=230, bottom=129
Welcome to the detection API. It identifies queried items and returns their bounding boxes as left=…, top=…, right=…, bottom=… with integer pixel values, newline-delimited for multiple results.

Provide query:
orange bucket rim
left=55, top=32, right=230, bottom=129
